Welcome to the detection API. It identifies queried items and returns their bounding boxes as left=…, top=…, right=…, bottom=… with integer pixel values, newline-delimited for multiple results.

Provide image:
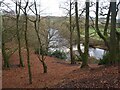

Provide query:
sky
left=1, top=0, right=120, bottom=18
left=40, top=0, right=66, bottom=16
left=1, top=0, right=68, bottom=16
left=39, top=0, right=85, bottom=16
left=1, top=0, right=86, bottom=16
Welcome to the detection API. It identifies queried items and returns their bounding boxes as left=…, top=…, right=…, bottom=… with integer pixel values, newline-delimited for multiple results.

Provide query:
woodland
left=0, top=0, right=120, bottom=89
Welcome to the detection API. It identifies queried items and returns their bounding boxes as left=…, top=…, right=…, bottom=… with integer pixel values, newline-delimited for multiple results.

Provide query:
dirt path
left=2, top=50, right=80, bottom=88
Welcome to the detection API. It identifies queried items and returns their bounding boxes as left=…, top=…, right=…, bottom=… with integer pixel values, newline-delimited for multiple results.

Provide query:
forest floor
left=2, top=49, right=120, bottom=88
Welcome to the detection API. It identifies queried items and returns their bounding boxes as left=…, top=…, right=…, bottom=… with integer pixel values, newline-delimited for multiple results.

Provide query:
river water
left=49, top=44, right=106, bottom=60
left=48, top=29, right=106, bottom=60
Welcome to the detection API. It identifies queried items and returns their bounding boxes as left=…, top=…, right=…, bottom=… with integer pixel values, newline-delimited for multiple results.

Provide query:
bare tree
left=29, top=0, right=47, bottom=73
left=1, top=0, right=9, bottom=68
left=109, top=0, right=117, bottom=64
left=18, top=0, right=32, bottom=84
left=81, top=0, right=89, bottom=68
left=95, top=0, right=120, bottom=64
left=59, top=0, right=76, bottom=64
left=2, top=32, right=9, bottom=68
left=15, top=0, right=24, bottom=67
left=69, top=0, right=75, bottom=64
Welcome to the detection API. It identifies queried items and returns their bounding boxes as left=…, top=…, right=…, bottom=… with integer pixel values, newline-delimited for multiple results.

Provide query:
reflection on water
left=49, top=44, right=106, bottom=60
left=89, top=48, right=106, bottom=60
left=48, top=29, right=106, bottom=60
left=71, top=44, right=106, bottom=60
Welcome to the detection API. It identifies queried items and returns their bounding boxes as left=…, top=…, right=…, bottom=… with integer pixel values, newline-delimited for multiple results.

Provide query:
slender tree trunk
left=75, top=0, right=83, bottom=57
left=70, top=30, right=74, bottom=64
left=41, top=61, right=47, bottom=73
left=81, top=0, right=89, bottom=68
left=109, top=1, right=117, bottom=64
left=116, top=32, right=120, bottom=61
left=95, top=0, right=110, bottom=50
left=34, top=21, right=47, bottom=73
left=2, top=13, right=9, bottom=68
left=69, top=0, right=75, bottom=64
left=24, top=10, right=32, bottom=84
left=34, top=0, right=47, bottom=73
left=104, top=3, right=111, bottom=36
left=16, top=1, right=24, bottom=67
left=37, top=54, right=47, bottom=73
left=2, top=35, right=9, bottom=68
left=33, top=1, right=47, bottom=73
left=0, top=6, right=2, bottom=49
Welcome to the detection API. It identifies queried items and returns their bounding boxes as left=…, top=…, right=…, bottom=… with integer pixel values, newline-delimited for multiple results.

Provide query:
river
left=48, top=29, right=106, bottom=60
left=49, top=44, right=106, bottom=60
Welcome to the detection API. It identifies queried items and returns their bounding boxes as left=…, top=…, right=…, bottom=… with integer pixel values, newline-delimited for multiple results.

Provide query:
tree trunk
left=109, top=1, right=117, bottom=64
left=41, top=61, right=47, bottom=73
left=1, top=8, right=9, bottom=68
left=2, top=35, right=9, bottom=68
left=0, top=10, right=1, bottom=70
left=24, top=11, right=32, bottom=84
left=95, top=0, right=110, bottom=50
left=41, top=55, right=47, bottom=73
left=69, top=0, right=75, bottom=64
left=75, top=0, right=83, bottom=57
left=81, top=0, right=89, bottom=68
left=116, top=32, right=120, bottom=61
left=32, top=1, right=48, bottom=73
left=34, top=21, right=48, bottom=73
left=104, top=3, right=111, bottom=36
left=16, top=1, right=24, bottom=67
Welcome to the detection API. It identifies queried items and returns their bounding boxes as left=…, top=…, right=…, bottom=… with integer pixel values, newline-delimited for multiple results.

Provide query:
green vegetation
left=117, top=28, right=120, bottom=32
left=98, top=52, right=110, bottom=65
left=99, top=52, right=120, bottom=65
left=35, top=48, right=67, bottom=60
left=35, top=48, right=48, bottom=55
left=51, top=50, right=67, bottom=60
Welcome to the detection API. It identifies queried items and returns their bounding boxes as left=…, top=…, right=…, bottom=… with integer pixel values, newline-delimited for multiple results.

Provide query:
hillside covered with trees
left=0, top=0, right=120, bottom=89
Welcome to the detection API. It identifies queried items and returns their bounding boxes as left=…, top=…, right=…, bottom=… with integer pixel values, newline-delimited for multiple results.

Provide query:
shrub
left=47, top=51, right=53, bottom=57
left=74, top=55, right=82, bottom=61
left=51, top=50, right=67, bottom=59
left=98, top=52, right=110, bottom=65
left=99, top=51, right=120, bottom=65
left=34, top=48, right=48, bottom=55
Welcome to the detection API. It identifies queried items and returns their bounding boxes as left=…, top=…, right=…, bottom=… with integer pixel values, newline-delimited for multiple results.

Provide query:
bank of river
left=49, top=44, right=106, bottom=61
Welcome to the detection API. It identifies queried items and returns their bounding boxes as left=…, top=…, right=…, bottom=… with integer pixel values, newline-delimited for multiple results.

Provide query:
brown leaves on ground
left=2, top=50, right=120, bottom=88
left=2, top=50, right=79, bottom=88
left=54, top=65, right=119, bottom=88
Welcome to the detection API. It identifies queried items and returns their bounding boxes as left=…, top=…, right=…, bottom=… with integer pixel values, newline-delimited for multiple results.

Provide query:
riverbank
left=81, top=38, right=107, bottom=50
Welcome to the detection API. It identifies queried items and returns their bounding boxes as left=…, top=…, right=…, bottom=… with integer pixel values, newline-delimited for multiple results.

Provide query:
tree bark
left=75, top=0, right=83, bottom=57
left=81, top=0, right=89, bottom=68
left=23, top=1, right=32, bottom=84
left=95, top=0, right=110, bottom=50
left=70, top=0, right=75, bottom=64
left=2, top=35, right=9, bottom=68
left=34, top=20, right=48, bottom=73
left=109, top=1, right=117, bottom=64
left=116, top=31, right=120, bottom=61
left=16, top=1, right=24, bottom=67
left=33, top=0, right=47, bottom=73
left=25, top=14, right=32, bottom=84
left=104, top=3, right=111, bottom=36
